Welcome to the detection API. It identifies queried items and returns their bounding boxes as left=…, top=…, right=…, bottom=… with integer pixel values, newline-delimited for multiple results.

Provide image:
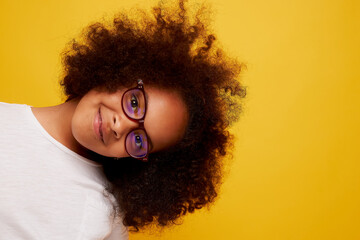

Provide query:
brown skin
left=31, top=86, right=188, bottom=160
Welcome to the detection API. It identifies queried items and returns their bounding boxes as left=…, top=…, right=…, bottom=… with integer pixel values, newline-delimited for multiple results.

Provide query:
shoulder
left=0, top=102, right=31, bottom=128
left=80, top=192, right=128, bottom=239
left=104, top=216, right=129, bottom=240
left=0, top=101, right=29, bottom=113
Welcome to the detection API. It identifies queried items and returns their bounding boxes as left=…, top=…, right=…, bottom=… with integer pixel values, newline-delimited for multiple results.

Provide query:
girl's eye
left=135, top=135, right=143, bottom=149
left=130, top=94, right=139, bottom=111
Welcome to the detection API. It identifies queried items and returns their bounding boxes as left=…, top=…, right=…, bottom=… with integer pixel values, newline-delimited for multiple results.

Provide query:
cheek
left=101, top=143, right=127, bottom=158
left=71, top=104, right=96, bottom=148
left=71, top=116, right=91, bottom=147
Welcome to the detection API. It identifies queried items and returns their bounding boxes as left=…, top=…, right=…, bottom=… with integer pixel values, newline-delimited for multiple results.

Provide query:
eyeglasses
left=121, top=79, right=149, bottom=161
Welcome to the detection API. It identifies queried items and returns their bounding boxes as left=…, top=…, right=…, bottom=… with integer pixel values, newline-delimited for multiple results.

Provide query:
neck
left=31, top=99, right=95, bottom=160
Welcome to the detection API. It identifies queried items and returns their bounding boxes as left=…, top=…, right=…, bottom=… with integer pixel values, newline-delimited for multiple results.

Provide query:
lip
left=93, top=107, right=104, bottom=144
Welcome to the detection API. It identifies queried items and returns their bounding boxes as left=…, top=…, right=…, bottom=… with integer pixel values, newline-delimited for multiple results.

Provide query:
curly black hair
left=60, top=0, right=246, bottom=231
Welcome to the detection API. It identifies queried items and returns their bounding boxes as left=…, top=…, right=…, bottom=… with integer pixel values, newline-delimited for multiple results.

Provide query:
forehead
left=142, top=87, right=188, bottom=153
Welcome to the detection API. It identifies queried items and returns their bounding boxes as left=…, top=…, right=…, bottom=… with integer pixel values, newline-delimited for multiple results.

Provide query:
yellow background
left=0, top=0, right=359, bottom=239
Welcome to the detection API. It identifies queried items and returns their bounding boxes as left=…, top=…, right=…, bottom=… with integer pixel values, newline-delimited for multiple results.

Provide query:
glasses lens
left=122, top=89, right=145, bottom=120
left=125, top=129, right=148, bottom=158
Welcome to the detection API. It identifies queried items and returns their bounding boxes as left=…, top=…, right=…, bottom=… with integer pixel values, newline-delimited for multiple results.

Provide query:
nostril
left=113, top=130, right=118, bottom=138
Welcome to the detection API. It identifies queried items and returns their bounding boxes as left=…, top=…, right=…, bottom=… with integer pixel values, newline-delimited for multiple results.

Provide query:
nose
left=111, top=112, right=139, bottom=140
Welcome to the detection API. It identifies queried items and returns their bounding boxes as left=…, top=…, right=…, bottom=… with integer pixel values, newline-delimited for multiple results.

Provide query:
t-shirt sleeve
left=104, top=219, right=129, bottom=240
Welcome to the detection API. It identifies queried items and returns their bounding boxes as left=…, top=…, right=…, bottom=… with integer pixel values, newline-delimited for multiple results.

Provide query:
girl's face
left=71, top=85, right=188, bottom=159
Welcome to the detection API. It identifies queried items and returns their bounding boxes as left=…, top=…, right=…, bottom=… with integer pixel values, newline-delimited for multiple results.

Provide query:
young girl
left=0, top=0, right=245, bottom=239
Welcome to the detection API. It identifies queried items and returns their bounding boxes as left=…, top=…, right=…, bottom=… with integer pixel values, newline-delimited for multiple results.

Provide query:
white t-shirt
left=0, top=102, right=128, bottom=240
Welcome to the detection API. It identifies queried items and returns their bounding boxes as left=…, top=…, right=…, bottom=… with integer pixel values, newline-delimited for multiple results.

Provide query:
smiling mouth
left=99, top=108, right=104, bottom=143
